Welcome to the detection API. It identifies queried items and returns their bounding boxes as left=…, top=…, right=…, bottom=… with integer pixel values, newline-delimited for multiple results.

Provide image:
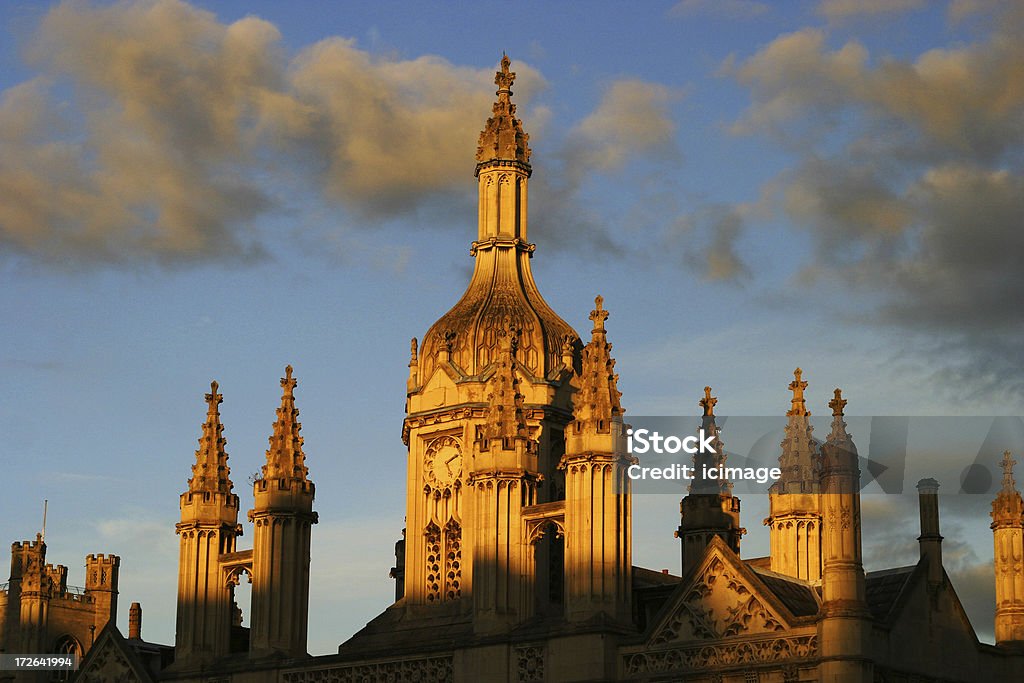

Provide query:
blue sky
left=1, top=0, right=1022, bottom=654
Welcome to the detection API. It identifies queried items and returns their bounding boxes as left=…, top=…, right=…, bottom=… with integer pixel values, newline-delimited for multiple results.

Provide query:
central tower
left=403, top=56, right=580, bottom=629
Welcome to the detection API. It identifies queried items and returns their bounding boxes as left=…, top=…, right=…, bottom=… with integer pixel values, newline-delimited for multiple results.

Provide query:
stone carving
left=623, top=634, right=818, bottom=675
left=77, top=641, right=142, bottom=683
left=444, top=519, right=462, bottom=600
left=283, top=656, right=454, bottom=683
left=652, top=557, right=785, bottom=644
left=425, top=522, right=442, bottom=603
left=516, top=645, right=545, bottom=682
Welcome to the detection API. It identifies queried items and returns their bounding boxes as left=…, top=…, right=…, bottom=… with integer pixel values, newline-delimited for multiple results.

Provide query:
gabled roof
left=642, top=537, right=818, bottom=647
left=73, top=623, right=154, bottom=683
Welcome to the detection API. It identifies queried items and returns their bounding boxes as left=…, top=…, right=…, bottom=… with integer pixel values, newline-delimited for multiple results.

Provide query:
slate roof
left=865, top=564, right=917, bottom=621
left=749, top=566, right=820, bottom=618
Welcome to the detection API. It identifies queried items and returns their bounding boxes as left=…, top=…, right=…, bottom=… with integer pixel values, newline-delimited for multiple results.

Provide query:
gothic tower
left=249, top=366, right=317, bottom=658
left=402, top=55, right=579, bottom=631
left=562, top=296, right=631, bottom=623
left=677, top=386, right=742, bottom=577
left=9, top=536, right=47, bottom=654
left=175, top=381, right=239, bottom=665
left=992, top=450, right=1024, bottom=645
left=766, top=368, right=823, bottom=582
left=818, top=389, right=872, bottom=682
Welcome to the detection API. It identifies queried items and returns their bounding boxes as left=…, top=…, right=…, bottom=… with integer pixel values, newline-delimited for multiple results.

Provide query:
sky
left=1, top=0, right=1023, bottom=655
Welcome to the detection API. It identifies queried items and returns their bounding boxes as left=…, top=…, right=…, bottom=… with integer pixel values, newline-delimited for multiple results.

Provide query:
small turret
left=766, top=368, right=823, bottom=582
left=677, top=386, right=743, bottom=576
left=174, top=381, right=239, bottom=665
left=249, top=366, right=318, bottom=658
left=818, top=389, right=872, bottom=682
left=992, top=451, right=1024, bottom=645
left=561, top=296, right=632, bottom=624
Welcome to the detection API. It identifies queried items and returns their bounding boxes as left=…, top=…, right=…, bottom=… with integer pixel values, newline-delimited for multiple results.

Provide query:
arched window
left=51, top=635, right=81, bottom=682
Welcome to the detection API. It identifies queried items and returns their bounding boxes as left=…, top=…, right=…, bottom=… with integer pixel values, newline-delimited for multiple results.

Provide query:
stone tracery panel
left=623, top=634, right=818, bottom=676
left=283, top=656, right=454, bottom=683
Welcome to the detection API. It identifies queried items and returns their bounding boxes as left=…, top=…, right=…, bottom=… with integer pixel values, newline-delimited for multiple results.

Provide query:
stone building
left=7, top=56, right=1022, bottom=682
left=0, top=535, right=122, bottom=678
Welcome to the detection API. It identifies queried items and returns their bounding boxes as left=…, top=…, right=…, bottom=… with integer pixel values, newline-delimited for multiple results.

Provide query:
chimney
left=916, top=478, right=943, bottom=586
left=128, top=602, right=142, bottom=640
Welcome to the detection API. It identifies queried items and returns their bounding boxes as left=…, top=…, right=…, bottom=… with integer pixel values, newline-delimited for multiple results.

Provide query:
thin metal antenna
left=42, top=499, right=48, bottom=542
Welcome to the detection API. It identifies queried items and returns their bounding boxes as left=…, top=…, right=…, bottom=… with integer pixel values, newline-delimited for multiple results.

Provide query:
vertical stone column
left=818, top=389, right=872, bottom=683
left=992, top=451, right=1024, bottom=645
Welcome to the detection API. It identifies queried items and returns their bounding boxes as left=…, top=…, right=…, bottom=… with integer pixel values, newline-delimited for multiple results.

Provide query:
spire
left=822, top=388, right=858, bottom=487
left=825, top=388, right=854, bottom=448
left=690, top=386, right=729, bottom=495
left=774, top=368, right=820, bottom=493
left=572, top=296, right=623, bottom=426
left=262, top=365, right=309, bottom=482
left=189, top=381, right=233, bottom=494
left=475, top=54, right=531, bottom=169
left=1001, top=450, right=1018, bottom=494
left=992, top=451, right=1024, bottom=526
left=483, top=332, right=528, bottom=440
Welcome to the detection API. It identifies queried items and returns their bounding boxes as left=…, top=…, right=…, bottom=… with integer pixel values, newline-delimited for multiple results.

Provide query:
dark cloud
left=723, top=2, right=1024, bottom=398
left=861, top=493, right=997, bottom=642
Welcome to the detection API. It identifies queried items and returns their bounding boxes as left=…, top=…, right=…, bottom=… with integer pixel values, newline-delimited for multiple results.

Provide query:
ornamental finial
left=205, top=381, right=222, bottom=413
left=476, top=55, right=531, bottom=166
left=495, top=53, right=515, bottom=96
left=787, top=367, right=809, bottom=417
left=700, top=386, right=717, bottom=417
left=829, top=388, right=847, bottom=417
left=590, top=295, right=608, bottom=333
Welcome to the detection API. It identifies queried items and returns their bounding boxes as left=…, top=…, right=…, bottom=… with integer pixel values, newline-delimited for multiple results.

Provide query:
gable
left=647, top=539, right=794, bottom=645
left=74, top=624, right=153, bottom=683
left=419, top=366, right=459, bottom=408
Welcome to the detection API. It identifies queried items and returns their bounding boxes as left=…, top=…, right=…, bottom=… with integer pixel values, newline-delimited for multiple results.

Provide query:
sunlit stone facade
left=5, top=56, right=1024, bottom=683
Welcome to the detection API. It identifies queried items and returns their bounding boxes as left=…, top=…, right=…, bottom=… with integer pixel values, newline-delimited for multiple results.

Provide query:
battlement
left=85, top=554, right=120, bottom=592
left=85, top=553, right=120, bottom=565
left=12, top=535, right=45, bottom=552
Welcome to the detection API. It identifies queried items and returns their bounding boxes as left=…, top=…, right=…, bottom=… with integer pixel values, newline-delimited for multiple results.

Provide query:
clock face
left=425, top=438, right=463, bottom=485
